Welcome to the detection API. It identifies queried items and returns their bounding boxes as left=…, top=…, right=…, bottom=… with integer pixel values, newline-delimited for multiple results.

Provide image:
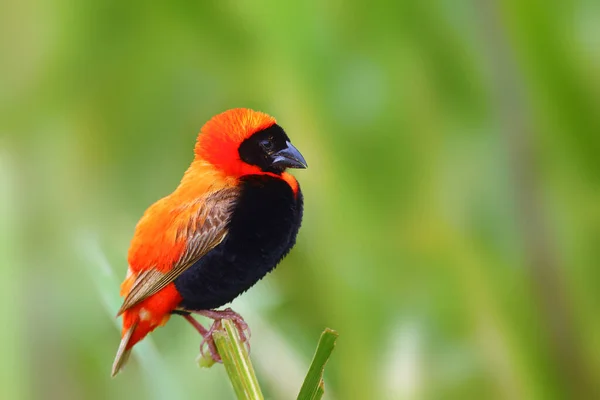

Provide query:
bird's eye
left=260, top=139, right=275, bottom=152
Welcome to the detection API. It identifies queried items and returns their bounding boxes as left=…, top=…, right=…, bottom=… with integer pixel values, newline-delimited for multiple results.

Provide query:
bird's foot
left=200, top=320, right=222, bottom=362
left=194, top=308, right=251, bottom=355
left=182, top=314, right=221, bottom=362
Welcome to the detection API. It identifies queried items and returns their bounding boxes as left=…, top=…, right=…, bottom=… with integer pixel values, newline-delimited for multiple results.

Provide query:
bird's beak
left=271, top=141, right=307, bottom=169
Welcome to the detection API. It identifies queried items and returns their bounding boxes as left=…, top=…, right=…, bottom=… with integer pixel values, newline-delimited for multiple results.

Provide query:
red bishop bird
left=112, top=108, right=306, bottom=376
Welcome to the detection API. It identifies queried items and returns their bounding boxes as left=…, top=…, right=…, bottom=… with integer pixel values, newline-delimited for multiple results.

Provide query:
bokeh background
left=1, top=1, right=599, bottom=399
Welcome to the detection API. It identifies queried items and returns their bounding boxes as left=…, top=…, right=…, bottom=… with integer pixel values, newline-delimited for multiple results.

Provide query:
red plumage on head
left=195, top=108, right=276, bottom=177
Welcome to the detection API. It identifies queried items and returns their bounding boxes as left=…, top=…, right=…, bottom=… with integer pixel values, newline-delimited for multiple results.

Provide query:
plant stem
left=213, top=319, right=264, bottom=400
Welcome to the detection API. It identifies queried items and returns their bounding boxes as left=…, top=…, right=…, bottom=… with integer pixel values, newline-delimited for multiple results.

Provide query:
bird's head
left=194, top=108, right=307, bottom=178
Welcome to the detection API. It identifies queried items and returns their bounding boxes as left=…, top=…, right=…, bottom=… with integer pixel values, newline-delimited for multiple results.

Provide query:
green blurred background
left=1, top=1, right=599, bottom=399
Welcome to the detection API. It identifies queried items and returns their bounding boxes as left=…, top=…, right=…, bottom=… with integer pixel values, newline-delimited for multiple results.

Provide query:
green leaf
left=297, top=328, right=339, bottom=400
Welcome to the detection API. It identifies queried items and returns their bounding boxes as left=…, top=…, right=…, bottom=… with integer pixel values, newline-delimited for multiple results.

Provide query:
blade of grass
left=315, top=381, right=325, bottom=400
left=213, top=319, right=264, bottom=400
left=297, top=328, right=339, bottom=400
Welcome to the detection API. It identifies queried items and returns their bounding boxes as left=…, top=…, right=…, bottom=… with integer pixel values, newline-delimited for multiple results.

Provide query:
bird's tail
left=111, top=303, right=175, bottom=376
left=111, top=318, right=138, bottom=377
left=111, top=276, right=181, bottom=376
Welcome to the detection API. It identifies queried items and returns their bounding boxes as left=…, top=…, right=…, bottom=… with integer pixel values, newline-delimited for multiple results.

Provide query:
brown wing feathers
left=117, top=187, right=239, bottom=315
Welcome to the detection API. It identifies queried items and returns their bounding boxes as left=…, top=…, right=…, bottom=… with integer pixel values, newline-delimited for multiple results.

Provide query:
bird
left=111, top=108, right=306, bottom=376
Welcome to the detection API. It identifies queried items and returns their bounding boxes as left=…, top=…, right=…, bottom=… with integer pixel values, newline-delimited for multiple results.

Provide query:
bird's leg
left=182, top=314, right=221, bottom=362
left=193, top=308, right=251, bottom=354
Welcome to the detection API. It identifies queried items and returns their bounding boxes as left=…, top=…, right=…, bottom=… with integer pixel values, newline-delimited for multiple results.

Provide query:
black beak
left=271, top=141, right=307, bottom=169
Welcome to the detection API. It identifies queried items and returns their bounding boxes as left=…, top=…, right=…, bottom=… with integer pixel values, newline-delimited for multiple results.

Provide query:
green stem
left=213, top=319, right=264, bottom=400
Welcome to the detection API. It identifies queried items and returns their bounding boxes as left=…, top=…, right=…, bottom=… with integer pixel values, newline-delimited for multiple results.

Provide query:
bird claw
left=215, top=308, right=251, bottom=353
left=185, top=308, right=251, bottom=363
left=199, top=320, right=222, bottom=362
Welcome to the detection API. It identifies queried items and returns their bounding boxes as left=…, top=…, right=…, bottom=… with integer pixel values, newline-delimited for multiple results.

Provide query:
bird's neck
left=175, top=158, right=299, bottom=199
left=175, top=159, right=237, bottom=200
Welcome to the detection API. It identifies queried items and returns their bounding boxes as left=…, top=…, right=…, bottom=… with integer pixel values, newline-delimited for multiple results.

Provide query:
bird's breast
left=174, top=174, right=303, bottom=311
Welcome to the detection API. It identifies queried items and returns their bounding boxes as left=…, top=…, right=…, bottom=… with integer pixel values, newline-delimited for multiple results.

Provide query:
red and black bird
left=112, top=108, right=306, bottom=376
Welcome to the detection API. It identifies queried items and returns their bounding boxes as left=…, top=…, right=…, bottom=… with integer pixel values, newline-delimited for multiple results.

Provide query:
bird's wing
left=116, top=187, right=239, bottom=315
